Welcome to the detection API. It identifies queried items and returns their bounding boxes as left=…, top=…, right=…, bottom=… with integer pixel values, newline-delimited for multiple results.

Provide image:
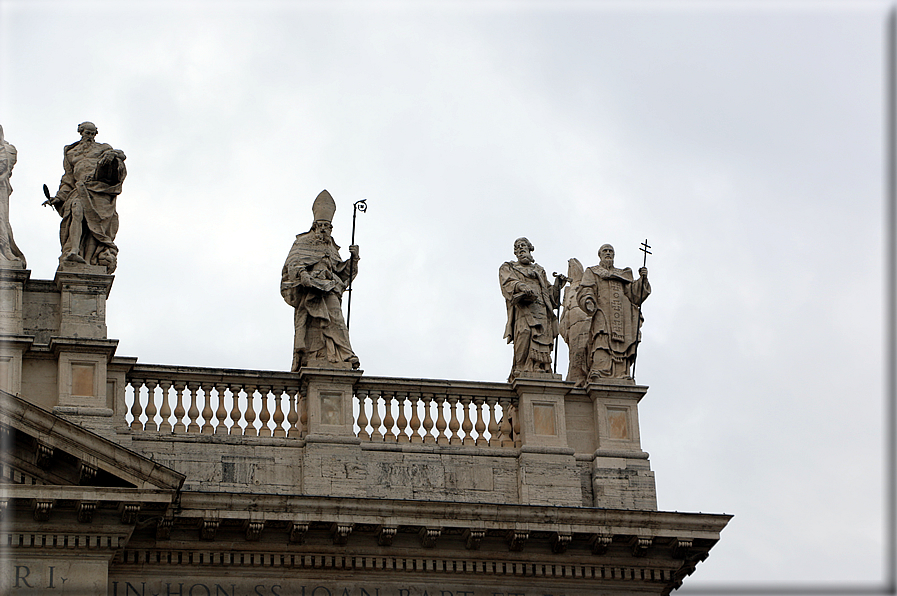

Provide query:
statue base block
left=509, top=371, right=562, bottom=382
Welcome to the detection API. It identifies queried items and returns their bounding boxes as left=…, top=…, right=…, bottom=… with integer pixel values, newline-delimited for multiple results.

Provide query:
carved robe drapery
left=281, top=232, right=358, bottom=371
left=499, top=260, right=561, bottom=379
left=577, top=265, right=650, bottom=381
left=0, top=132, right=25, bottom=266
left=54, top=139, right=126, bottom=271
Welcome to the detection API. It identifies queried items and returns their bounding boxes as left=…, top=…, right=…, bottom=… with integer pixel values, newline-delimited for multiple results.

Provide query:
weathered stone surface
left=0, top=257, right=726, bottom=595
left=281, top=190, right=360, bottom=371
left=576, top=244, right=650, bottom=383
left=45, top=122, right=126, bottom=273
left=559, top=257, right=589, bottom=385
left=499, top=237, right=566, bottom=381
left=0, top=125, right=25, bottom=268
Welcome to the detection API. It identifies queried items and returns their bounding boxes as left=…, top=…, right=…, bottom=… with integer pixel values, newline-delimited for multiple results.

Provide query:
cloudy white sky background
left=1, top=0, right=893, bottom=592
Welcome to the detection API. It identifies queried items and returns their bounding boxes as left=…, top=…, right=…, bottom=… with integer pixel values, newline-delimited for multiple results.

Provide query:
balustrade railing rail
left=353, top=377, right=519, bottom=447
left=125, top=365, right=301, bottom=437
left=124, top=366, right=520, bottom=447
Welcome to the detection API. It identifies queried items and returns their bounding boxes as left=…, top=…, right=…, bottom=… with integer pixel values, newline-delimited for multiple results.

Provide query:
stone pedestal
left=512, top=376, right=581, bottom=506
left=0, top=267, right=29, bottom=335
left=512, top=375, right=570, bottom=448
left=48, top=268, right=117, bottom=437
left=587, top=382, right=657, bottom=510
left=299, top=365, right=363, bottom=440
left=54, top=266, right=113, bottom=339
left=300, top=365, right=363, bottom=497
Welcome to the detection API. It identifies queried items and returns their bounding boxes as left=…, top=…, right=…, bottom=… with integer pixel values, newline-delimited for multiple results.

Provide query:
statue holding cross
left=575, top=242, right=651, bottom=383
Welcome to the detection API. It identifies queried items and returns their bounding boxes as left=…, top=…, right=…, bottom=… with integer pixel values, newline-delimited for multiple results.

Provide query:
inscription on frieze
left=106, top=581, right=581, bottom=596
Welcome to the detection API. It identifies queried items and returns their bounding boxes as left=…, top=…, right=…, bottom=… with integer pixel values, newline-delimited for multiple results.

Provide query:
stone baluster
left=186, top=382, right=201, bottom=433
left=159, top=380, right=173, bottom=433
left=383, top=392, right=396, bottom=442
left=243, top=384, right=258, bottom=437
left=486, top=397, right=499, bottom=447
left=286, top=386, right=300, bottom=438
left=129, top=380, right=144, bottom=431
left=422, top=394, right=435, bottom=444
left=258, top=385, right=273, bottom=437
left=474, top=397, right=487, bottom=446
left=448, top=396, right=461, bottom=445
left=409, top=393, right=423, bottom=444
left=201, top=382, right=215, bottom=435
left=356, top=390, right=370, bottom=440
left=214, top=384, right=228, bottom=435
left=143, top=380, right=159, bottom=432
left=396, top=393, right=409, bottom=443
left=272, top=385, right=286, bottom=438
left=512, top=402, right=522, bottom=447
left=370, top=392, right=383, bottom=441
left=229, top=384, right=244, bottom=436
left=499, top=397, right=514, bottom=447
left=435, top=395, right=448, bottom=445
left=172, top=381, right=187, bottom=433
left=460, top=396, right=474, bottom=446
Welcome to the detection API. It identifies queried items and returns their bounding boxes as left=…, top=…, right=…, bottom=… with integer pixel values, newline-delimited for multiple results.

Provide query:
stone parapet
left=114, top=363, right=660, bottom=509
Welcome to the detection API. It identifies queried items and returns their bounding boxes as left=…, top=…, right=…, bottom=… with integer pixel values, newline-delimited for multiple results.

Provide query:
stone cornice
left=174, top=492, right=731, bottom=540
left=48, top=337, right=119, bottom=357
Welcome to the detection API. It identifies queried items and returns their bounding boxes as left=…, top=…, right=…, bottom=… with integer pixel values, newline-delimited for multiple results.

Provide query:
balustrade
left=125, top=366, right=301, bottom=438
left=353, top=378, right=519, bottom=447
left=125, top=367, right=521, bottom=449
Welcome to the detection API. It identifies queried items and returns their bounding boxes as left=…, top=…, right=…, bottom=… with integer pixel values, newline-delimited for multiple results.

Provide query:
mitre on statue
left=312, top=190, right=336, bottom=223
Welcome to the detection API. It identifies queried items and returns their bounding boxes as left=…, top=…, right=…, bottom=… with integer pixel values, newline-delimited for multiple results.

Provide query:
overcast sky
left=1, top=0, right=892, bottom=592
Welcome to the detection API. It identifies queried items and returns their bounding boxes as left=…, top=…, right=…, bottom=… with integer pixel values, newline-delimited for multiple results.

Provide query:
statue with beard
left=499, top=237, right=566, bottom=381
left=577, top=244, right=650, bottom=382
left=45, top=121, right=126, bottom=273
left=281, top=190, right=360, bottom=371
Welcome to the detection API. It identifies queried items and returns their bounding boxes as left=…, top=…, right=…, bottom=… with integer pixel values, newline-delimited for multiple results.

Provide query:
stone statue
left=45, top=122, right=126, bottom=273
left=499, top=237, right=566, bottom=381
left=558, top=257, right=589, bottom=386
left=281, top=190, right=360, bottom=371
left=0, top=125, right=26, bottom=267
left=577, top=244, right=650, bottom=382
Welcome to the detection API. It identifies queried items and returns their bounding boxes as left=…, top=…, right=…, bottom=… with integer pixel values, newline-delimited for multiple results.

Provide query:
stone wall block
left=517, top=449, right=581, bottom=507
